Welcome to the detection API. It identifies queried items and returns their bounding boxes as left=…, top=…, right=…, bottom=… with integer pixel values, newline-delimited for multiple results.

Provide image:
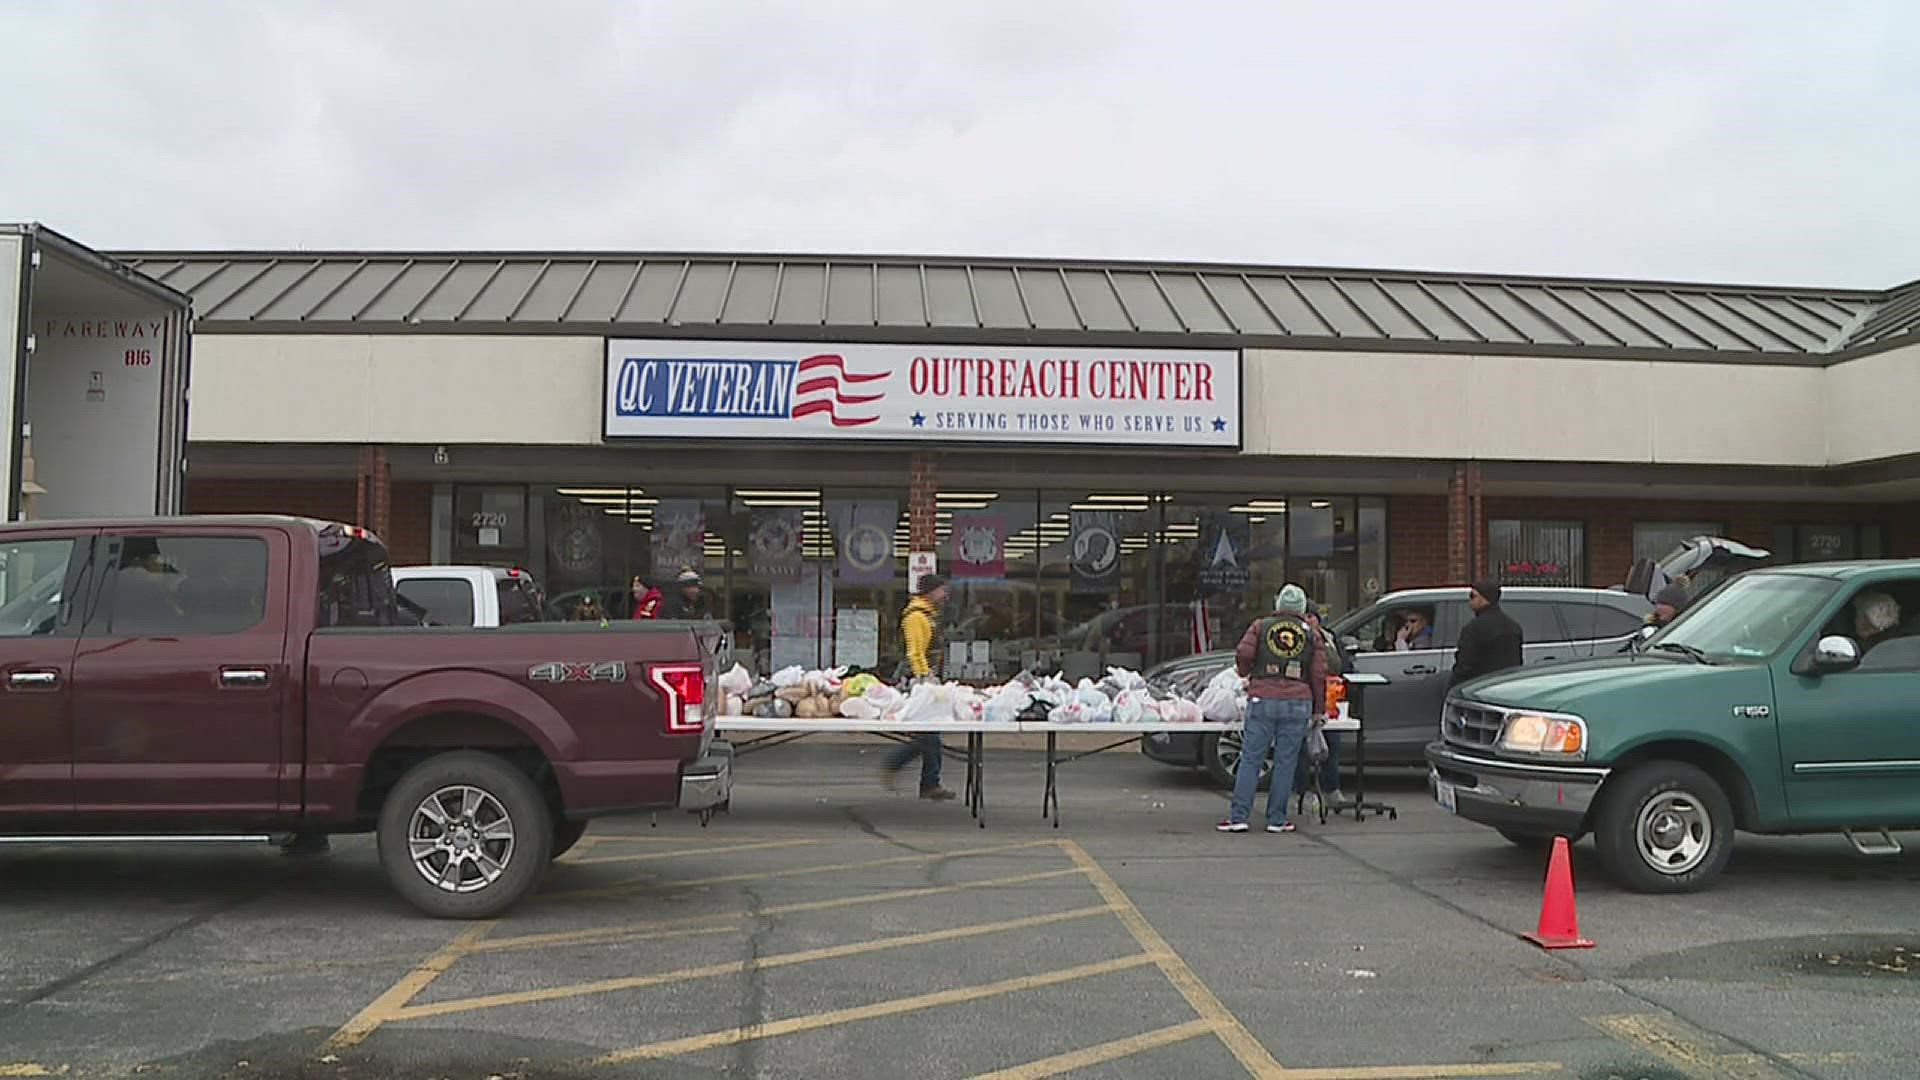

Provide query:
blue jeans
left=1294, top=731, right=1342, bottom=796
left=884, top=734, right=943, bottom=791
left=1230, top=698, right=1311, bottom=827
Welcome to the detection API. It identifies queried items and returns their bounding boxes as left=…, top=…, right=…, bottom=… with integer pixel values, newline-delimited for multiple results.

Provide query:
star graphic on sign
left=910, top=412, right=926, bottom=427
left=1212, top=417, right=1227, bottom=432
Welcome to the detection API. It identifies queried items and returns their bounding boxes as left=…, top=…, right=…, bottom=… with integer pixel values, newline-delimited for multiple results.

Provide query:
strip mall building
left=116, top=249, right=1920, bottom=676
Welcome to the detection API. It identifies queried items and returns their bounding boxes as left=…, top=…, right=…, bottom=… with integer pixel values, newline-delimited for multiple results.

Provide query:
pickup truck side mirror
left=1806, top=634, right=1861, bottom=675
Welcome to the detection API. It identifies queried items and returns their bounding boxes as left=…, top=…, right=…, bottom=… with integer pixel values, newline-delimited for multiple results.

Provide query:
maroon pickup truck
left=0, top=515, right=731, bottom=918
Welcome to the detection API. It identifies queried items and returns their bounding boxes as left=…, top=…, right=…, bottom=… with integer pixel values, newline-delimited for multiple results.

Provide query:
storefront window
left=1490, top=519, right=1586, bottom=586
left=446, top=481, right=1391, bottom=677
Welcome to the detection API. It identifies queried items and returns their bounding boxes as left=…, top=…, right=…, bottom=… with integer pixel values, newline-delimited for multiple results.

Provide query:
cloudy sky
left=3, top=0, right=1914, bottom=287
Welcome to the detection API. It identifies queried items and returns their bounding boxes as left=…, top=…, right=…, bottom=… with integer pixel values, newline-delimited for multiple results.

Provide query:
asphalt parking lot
left=3, top=741, right=1917, bottom=1080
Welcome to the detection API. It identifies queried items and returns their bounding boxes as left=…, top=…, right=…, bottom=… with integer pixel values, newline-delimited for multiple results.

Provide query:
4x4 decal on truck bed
left=529, top=661, right=627, bottom=684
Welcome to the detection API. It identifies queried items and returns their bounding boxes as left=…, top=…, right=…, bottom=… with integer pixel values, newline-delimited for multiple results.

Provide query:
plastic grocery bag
left=1047, top=701, right=1090, bottom=724
left=1196, top=684, right=1242, bottom=722
left=951, top=691, right=984, bottom=723
left=718, top=664, right=753, bottom=698
left=770, top=666, right=807, bottom=689
left=864, top=683, right=903, bottom=712
left=1162, top=698, right=1205, bottom=724
left=722, top=693, right=746, bottom=718
left=805, top=666, right=848, bottom=693
left=897, top=683, right=951, bottom=725
left=843, top=673, right=881, bottom=698
left=984, top=683, right=1033, bottom=724
left=1106, top=666, right=1147, bottom=692
left=840, top=695, right=881, bottom=720
left=1073, top=679, right=1112, bottom=711
left=1206, top=666, right=1246, bottom=694
left=1305, top=724, right=1330, bottom=764
left=1112, top=689, right=1152, bottom=725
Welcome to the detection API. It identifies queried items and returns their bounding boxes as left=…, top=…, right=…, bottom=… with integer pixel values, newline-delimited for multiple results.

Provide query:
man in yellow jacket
left=882, top=574, right=956, bottom=800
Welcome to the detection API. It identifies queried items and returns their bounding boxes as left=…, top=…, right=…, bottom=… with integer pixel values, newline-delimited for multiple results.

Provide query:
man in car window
left=1393, top=607, right=1435, bottom=651
left=1449, top=580, right=1524, bottom=689
left=1852, top=591, right=1901, bottom=652
left=1647, top=584, right=1691, bottom=628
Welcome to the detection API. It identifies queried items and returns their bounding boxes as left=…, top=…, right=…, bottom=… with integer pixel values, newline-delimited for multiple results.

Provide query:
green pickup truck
left=1426, top=560, right=1920, bottom=893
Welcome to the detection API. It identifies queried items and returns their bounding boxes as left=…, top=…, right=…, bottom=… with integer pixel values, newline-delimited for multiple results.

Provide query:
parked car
left=392, top=564, right=546, bottom=627
left=1142, top=586, right=1653, bottom=787
left=0, top=515, right=729, bottom=918
left=1429, top=560, right=1920, bottom=893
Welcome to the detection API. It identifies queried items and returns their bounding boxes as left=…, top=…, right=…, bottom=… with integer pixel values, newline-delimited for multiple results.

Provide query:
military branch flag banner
left=830, top=500, right=898, bottom=585
left=604, top=340, right=1241, bottom=449
left=749, top=507, right=805, bottom=579
left=1195, top=510, right=1251, bottom=595
left=950, top=514, right=1006, bottom=580
left=1069, top=510, right=1120, bottom=593
left=652, top=499, right=706, bottom=575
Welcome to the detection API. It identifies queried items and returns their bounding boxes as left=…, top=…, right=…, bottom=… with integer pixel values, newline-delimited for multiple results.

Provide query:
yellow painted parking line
left=477, top=866, right=1088, bottom=953
left=393, top=904, right=1116, bottom=1022
left=1061, top=840, right=1289, bottom=1079
left=565, top=837, right=820, bottom=866
left=1590, top=1014, right=1790, bottom=1080
left=1282, top=1064, right=1563, bottom=1079
left=969, top=1019, right=1218, bottom=1079
left=322, top=922, right=494, bottom=1051
left=543, top=838, right=1059, bottom=901
left=592, top=952, right=1160, bottom=1065
left=0, top=1066, right=64, bottom=1078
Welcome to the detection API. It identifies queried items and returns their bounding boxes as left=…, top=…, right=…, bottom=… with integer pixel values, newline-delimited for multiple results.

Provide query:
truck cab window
left=396, top=578, right=476, bottom=627
left=107, top=537, right=268, bottom=636
left=0, top=538, right=78, bottom=638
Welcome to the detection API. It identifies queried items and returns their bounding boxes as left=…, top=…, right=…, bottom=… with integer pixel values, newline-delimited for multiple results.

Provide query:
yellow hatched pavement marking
left=542, top=838, right=1058, bottom=901
left=565, top=837, right=820, bottom=865
left=591, top=953, right=1159, bottom=1065
left=392, top=905, right=1114, bottom=1021
left=1590, top=1014, right=1792, bottom=1080
left=968, top=1019, right=1218, bottom=1079
left=0, top=1066, right=65, bottom=1078
left=476, top=866, right=1087, bottom=953
left=322, top=922, right=495, bottom=1051
left=1061, top=840, right=1289, bottom=1080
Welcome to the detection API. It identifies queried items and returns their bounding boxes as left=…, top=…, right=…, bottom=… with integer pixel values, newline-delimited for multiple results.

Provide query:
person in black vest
left=1219, top=583, right=1325, bottom=834
left=1448, top=580, right=1524, bottom=689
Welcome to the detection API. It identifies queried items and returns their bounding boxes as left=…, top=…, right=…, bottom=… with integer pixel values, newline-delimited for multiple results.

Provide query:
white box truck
left=1, top=224, right=191, bottom=521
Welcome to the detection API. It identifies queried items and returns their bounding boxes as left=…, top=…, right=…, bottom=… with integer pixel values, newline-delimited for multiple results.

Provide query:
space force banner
left=604, top=340, right=1241, bottom=449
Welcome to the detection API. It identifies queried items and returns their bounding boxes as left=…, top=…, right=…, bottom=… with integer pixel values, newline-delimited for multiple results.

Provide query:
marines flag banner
left=830, top=500, right=897, bottom=585
left=1069, top=510, right=1120, bottom=593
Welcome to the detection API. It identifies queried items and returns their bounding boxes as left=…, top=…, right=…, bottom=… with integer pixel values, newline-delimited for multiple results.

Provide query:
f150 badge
left=529, top=661, right=627, bottom=684
left=1732, top=704, right=1771, bottom=719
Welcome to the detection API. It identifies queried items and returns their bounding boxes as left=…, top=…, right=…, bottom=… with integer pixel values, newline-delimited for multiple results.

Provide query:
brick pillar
left=909, top=452, right=939, bottom=553
left=354, top=446, right=391, bottom=540
left=1447, top=463, right=1471, bottom=583
left=1466, top=460, right=1485, bottom=581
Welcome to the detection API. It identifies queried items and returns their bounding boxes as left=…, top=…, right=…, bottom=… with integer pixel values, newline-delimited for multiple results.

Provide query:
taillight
left=649, top=663, right=707, bottom=734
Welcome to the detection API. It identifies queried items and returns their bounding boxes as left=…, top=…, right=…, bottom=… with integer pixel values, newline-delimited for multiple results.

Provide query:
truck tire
left=1593, top=761, right=1734, bottom=894
left=377, top=751, right=553, bottom=919
left=1204, top=732, right=1272, bottom=792
left=552, top=819, right=588, bottom=859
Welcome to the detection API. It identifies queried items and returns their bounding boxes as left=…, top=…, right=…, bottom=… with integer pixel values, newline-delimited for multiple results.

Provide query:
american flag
left=792, top=354, right=887, bottom=427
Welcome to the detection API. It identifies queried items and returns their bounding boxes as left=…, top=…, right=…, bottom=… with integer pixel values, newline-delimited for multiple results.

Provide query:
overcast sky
left=3, top=1, right=1915, bottom=288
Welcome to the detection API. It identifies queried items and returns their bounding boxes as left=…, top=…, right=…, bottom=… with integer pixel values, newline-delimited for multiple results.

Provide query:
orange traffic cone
left=1522, top=836, right=1594, bottom=949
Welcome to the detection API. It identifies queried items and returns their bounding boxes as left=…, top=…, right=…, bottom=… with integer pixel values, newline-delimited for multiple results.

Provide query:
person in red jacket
left=630, top=575, right=663, bottom=619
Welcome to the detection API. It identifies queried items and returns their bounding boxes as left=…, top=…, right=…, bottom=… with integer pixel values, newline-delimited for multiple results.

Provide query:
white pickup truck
left=391, top=565, right=546, bottom=627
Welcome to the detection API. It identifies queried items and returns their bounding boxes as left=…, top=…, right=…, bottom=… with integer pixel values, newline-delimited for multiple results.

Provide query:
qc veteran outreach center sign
left=603, top=339, right=1241, bottom=448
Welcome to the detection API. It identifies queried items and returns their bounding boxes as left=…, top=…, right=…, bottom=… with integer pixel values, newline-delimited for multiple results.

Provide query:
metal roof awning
left=110, top=248, right=1912, bottom=362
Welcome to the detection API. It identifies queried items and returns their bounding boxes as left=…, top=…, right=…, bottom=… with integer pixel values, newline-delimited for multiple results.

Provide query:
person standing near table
left=881, top=574, right=957, bottom=801
left=1449, top=580, right=1524, bottom=689
left=1220, top=583, right=1326, bottom=834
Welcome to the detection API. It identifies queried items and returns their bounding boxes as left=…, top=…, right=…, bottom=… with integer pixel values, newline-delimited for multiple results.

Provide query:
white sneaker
left=1325, top=790, right=1345, bottom=805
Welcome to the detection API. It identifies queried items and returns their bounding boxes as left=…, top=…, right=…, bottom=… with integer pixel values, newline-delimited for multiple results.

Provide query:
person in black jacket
left=1449, top=580, right=1524, bottom=689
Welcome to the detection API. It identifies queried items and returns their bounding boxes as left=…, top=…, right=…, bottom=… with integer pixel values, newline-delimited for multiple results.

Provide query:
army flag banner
left=830, top=500, right=897, bottom=585
left=1069, top=511, right=1120, bottom=592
